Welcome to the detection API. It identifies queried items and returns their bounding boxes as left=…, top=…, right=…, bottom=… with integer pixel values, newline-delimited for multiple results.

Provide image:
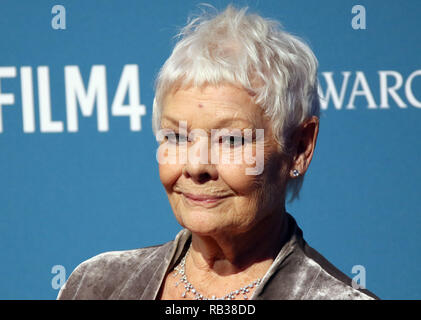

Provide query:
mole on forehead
left=198, top=104, right=204, bottom=108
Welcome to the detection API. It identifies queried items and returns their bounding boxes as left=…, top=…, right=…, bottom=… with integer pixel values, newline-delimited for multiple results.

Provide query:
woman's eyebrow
left=160, top=116, right=179, bottom=126
left=161, top=114, right=258, bottom=129
left=213, top=117, right=257, bottom=128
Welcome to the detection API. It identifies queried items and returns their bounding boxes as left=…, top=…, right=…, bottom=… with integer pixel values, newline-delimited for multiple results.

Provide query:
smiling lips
left=182, top=192, right=229, bottom=207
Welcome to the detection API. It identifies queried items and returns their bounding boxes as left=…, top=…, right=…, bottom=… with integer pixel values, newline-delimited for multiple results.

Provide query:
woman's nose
left=182, top=134, right=218, bottom=183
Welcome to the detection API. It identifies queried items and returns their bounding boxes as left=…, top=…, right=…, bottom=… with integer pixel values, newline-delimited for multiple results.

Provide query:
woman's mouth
left=182, top=192, right=228, bottom=207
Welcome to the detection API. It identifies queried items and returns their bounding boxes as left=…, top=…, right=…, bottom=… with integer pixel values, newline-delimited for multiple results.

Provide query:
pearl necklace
left=173, top=247, right=262, bottom=300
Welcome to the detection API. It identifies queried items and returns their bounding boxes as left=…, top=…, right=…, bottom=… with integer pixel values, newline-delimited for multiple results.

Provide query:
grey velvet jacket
left=57, top=213, right=378, bottom=300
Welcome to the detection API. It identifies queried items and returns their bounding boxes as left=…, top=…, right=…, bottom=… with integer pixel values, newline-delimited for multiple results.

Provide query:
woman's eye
left=221, top=135, right=244, bottom=147
left=166, top=133, right=186, bottom=144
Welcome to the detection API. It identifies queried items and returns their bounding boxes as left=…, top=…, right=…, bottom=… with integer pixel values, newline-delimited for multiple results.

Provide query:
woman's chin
left=176, top=211, right=227, bottom=236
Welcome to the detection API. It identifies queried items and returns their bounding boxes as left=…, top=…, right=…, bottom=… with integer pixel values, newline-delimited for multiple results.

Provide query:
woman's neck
left=188, top=209, right=289, bottom=276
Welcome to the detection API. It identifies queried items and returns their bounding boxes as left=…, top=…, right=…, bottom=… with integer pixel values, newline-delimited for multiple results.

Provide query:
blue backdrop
left=0, top=0, right=420, bottom=300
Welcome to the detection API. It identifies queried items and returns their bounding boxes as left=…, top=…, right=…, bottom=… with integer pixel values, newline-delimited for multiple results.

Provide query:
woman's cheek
left=217, top=164, right=261, bottom=195
left=159, top=163, right=183, bottom=191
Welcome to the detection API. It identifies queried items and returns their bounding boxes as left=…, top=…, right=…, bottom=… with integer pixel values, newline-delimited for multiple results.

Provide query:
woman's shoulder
left=262, top=214, right=379, bottom=300
left=57, top=241, right=174, bottom=300
left=296, top=240, right=380, bottom=300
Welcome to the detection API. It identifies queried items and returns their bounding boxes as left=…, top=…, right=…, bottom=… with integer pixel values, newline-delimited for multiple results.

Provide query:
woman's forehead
left=162, top=85, right=267, bottom=128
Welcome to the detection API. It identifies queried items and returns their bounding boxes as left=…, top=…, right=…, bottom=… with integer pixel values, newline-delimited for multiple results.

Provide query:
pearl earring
left=292, top=169, right=300, bottom=177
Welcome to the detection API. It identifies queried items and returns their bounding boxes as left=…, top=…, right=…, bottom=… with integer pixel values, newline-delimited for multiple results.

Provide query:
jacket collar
left=140, top=212, right=304, bottom=300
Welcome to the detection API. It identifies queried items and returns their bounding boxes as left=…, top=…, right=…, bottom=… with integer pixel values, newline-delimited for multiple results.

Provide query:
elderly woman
left=58, top=6, right=377, bottom=300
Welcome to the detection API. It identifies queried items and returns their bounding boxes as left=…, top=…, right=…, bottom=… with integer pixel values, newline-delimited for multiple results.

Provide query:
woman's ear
left=289, top=116, right=319, bottom=178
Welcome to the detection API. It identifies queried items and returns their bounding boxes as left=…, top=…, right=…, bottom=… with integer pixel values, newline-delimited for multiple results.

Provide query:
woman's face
left=158, top=84, right=289, bottom=237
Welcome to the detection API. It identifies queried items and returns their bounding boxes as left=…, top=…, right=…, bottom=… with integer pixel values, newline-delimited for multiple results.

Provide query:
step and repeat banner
left=0, top=0, right=420, bottom=299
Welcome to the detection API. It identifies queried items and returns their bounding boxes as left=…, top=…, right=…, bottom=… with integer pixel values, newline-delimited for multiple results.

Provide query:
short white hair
left=152, top=5, right=320, bottom=202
